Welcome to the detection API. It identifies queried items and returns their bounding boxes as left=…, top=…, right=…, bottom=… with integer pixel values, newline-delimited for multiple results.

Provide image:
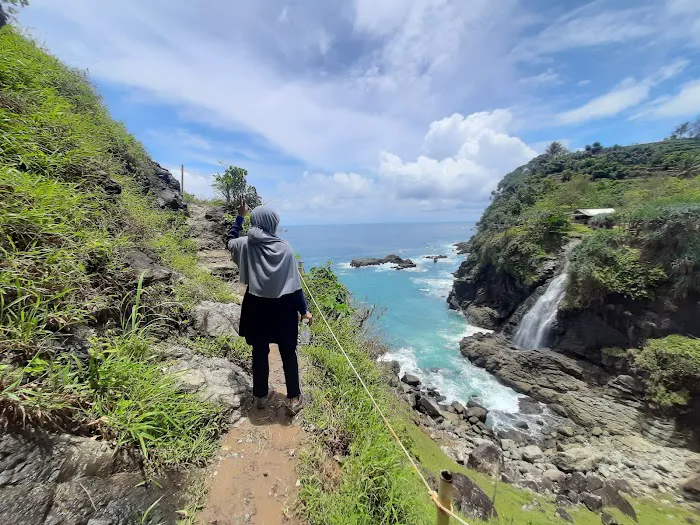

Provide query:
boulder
left=465, top=406, right=488, bottom=422
left=683, top=475, right=700, bottom=502
left=418, top=396, right=442, bottom=418
left=500, top=439, right=516, bottom=452
left=592, top=483, right=637, bottom=521
left=193, top=301, right=242, bottom=337
left=518, top=397, right=544, bottom=415
left=465, top=305, right=501, bottom=329
left=467, top=443, right=503, bottom=478
left=350, top=254, right=416, bottom=270
left=556, top=507, right=574, bottom=523
left=580, top=492, right=603, bottom=512
left=163, top=345, right=250, bottom=410
left=401, top=374, right=421, bottom=387
left=521, top=445, right=543, bottom=464
left=558, top=426, right=576, bottom=438
left=562, top=472, right=588, bottom=494
left=451, top=401, right=466, bottom=414
left=143, top=161, right=186, bottom=210
left=124, top=249, right=172, bottom=285
left=601, top=512, right=619, bottom=525
left=451, top=473, right=498, bottom=521
left=552, top=447, right=601, bottom=473
left=586, top=474, right=604, bottom=492
left=542, top=469, right=566, bottom=484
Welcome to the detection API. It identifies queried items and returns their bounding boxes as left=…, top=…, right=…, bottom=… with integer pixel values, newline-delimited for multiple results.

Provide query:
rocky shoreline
left=382, top=334, right=700, bottom=521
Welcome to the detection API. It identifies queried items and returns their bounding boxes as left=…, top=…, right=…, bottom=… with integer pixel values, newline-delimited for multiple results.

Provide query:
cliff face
left=449, top=139, right=700, bottom=359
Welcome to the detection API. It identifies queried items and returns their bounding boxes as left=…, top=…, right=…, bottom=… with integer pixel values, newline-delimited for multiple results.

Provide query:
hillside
left=449, top=139, right=700, bottom=349
left=2, top=25, right=699, bottom=525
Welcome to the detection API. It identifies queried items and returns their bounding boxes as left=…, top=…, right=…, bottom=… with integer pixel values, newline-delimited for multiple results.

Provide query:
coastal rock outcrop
left=351, top=254, right=416, bottom=270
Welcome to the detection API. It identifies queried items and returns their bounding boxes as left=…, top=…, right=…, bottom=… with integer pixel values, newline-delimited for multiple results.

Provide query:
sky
left=17, top=0, right=700, bottom=225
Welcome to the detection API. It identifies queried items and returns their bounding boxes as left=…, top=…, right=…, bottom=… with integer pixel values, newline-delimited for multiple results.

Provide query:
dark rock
left=401, top=374, right=421, bottom=387
left=424, top=255, right=448, bottom=262
left=465, top=406, right=488, bottom=422
left=515, top=421, right=529, bottom=430
left=556, top=507, right=574, bottom=523
left=451, top=401, right=466, bottom=414
left=580, top=492, right=603, bottom=512
left=142, top=161, right=186, bottom=210
left=601, top=512, right=619, bottom=525
left=467, top=443, right=503, bottom=477
left=0, top=6, right=7, bottom=28
left=562, top=472, right=588, bottom=494
left=451, top=473, right=498, bottom=521
left=519, top=480, right=539, bottom=492
left=683, top=475, right=700, bottom=501
left=555, top=495, right=574, bottom=507
left=586, top=474, right=604, bottom=492
left=518, top=397, right=544, bottom=415
left=124, top=249, right=172, bottom=285
left=465, top=305, right=501, bottom=329
left=418, top=396, right=442, bottom=418
left=350, top=254, right=416, bottom=270
left=436, top=395, right=447, bottom=402
left=593, top=482, right=637, bottom=521
left=609, top=478, right=634, bottom=496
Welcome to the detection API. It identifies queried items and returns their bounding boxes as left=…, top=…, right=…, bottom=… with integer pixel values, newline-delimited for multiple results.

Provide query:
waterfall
left=513, top=266, right=569, bottom=350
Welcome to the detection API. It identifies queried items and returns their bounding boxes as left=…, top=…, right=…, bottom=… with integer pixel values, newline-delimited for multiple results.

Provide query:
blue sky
left=18, top=0, right=700, bottom=224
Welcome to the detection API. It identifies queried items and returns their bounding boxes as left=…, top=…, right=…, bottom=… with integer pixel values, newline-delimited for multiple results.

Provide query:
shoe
left=286, top=394, right=305, bottom=416
left=256, top=391, right=273, bottom=410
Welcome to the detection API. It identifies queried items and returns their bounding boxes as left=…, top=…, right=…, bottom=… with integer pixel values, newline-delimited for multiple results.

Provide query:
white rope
left=299, top=271, right=471, bottom=525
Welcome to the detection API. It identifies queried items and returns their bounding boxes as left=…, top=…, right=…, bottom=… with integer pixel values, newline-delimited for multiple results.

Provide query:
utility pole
left=181, top=164, right=184, bottom=194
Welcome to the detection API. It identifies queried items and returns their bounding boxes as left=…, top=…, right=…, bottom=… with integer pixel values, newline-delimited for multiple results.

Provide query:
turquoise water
left=284, top=222, right=521, bottom=413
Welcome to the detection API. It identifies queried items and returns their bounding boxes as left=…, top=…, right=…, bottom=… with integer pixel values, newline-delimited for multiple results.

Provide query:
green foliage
left=212, top=165, right=262, bottom=208
left=567, top=230, right=666, bottom=307
left=635, top=335, right=700, bottom=406
left=303, top=264, right=352, bottom=317
left=545, top=141, right=568, bottom=157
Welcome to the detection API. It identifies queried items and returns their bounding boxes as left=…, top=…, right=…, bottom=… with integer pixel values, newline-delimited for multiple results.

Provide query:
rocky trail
left=187, top=203, right=306, bottom=525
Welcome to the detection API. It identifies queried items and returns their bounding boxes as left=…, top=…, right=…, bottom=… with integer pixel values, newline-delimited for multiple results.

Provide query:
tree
left=212, top=166, right=262, bottom=208
left=0, top=0, right=29, bottom=27
left=590, top=141, right=603, bottom=154
left=679, top=154, right=700, bottom=178
left=668, top=118, right=700, bottom=139
left=545, top=141, right=568, bottom=157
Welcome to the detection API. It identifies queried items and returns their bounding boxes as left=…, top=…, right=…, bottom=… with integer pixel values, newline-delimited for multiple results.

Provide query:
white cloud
left=167, top=167, right=216, bottom=199
left=577, top=79, right=592, bottom=86
left=634, top=79, right=700, bottom=118
left=511, top=6, right=657, bottom=61
left=666, top=0, right=700, bottom=15
left=557, top=60, right=688, bottom=124
left=519, top=68, right=562, bottom=86
left=275, top=110, right=537, bottom=223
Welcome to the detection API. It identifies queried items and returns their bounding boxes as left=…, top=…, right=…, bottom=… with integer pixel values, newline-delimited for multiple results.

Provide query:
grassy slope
left=0, top=26, right=235, bottom=469
left=298, top=268, right=697, bottom=524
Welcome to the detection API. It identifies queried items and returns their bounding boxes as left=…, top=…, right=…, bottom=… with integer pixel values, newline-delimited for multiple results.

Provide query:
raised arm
left=224, top=215, right=245, bottom=245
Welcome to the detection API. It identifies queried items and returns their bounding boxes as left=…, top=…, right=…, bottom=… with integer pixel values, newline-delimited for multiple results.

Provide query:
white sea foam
left=410, top=276, right=454, bottom=299
left=380, top=345, right=520, bottom=414
left=337, top=262, right=352, bottom=270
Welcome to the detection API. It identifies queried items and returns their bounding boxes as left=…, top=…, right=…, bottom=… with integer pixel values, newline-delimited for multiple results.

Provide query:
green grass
left=0, top=25, right=234, bottom=470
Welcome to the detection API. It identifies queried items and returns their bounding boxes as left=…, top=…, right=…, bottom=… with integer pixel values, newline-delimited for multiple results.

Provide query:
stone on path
left=193, top=301, right=242, bottom=337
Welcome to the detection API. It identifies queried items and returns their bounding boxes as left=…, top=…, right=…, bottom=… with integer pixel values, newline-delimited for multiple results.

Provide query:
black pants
left=252, top=343, right=301, bottom=399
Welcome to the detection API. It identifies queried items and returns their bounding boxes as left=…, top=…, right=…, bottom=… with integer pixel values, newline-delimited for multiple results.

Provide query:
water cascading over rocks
left=513, top=265, right=569, bottom=349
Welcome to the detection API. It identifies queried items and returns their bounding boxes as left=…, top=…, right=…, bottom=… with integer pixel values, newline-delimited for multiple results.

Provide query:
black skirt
left=239, top=289, right=299, bottom=347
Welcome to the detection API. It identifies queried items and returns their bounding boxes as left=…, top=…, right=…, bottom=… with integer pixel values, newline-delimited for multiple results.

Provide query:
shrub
left=567, top=230, right=666, bottom=306
left=634, top=335, right=700, bottom=406
left=589, top=213, right=615, bottom=229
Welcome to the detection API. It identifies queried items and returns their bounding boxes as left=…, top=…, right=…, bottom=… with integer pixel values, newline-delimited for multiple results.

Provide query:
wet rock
left=451, top=401, right=465, bottom=414
left=193, top=301, right=242, bottom=337
left=467, top=443, right=503, bottom=477
left=163, top=345, right=250, bottom=410
left=401, top=374, right=421, bottom=387
left=465, top=406, right=488, bottom=422
left=556, top=507, right=574, bottom=523
left=124, top=249, right=172, bottom=285
left=451, top=473, right=498, bottom=521
left=521, top=445, right=543, bottom=463
left=518, top=397, right=544, bottom=415
left=418, top=396, right=442, bottom=418
left=580, top=492, right=603, bottom=512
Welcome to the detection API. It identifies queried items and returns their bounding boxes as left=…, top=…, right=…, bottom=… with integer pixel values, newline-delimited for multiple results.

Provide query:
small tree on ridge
left=212, top=166, right=262, bottom=209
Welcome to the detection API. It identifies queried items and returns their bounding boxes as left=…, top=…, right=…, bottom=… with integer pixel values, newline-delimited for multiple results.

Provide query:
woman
left=225, top=201, right=312, bottom=415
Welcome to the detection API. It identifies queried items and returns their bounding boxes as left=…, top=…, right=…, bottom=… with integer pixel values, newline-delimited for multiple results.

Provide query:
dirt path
left=186, top=204, right=306, bottom=525
left=198, top=347, right=306, bottom=525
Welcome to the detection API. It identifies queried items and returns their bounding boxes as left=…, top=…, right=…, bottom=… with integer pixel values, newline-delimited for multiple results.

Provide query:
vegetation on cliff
left=0, top=27, right=233, bottom=467
left=457, top=137, right=700, bottom=314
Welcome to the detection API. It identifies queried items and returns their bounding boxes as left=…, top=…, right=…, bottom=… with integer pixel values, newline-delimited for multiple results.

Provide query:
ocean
left=284, top=222, right=522, bottom=414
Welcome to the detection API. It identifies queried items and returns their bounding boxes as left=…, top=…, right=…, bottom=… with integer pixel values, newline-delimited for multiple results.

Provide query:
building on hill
left=572, top=208, right=616, bottom=224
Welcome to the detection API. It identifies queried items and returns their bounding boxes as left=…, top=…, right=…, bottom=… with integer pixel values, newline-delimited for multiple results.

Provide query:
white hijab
left=228, top=206, right=302, bottom=298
